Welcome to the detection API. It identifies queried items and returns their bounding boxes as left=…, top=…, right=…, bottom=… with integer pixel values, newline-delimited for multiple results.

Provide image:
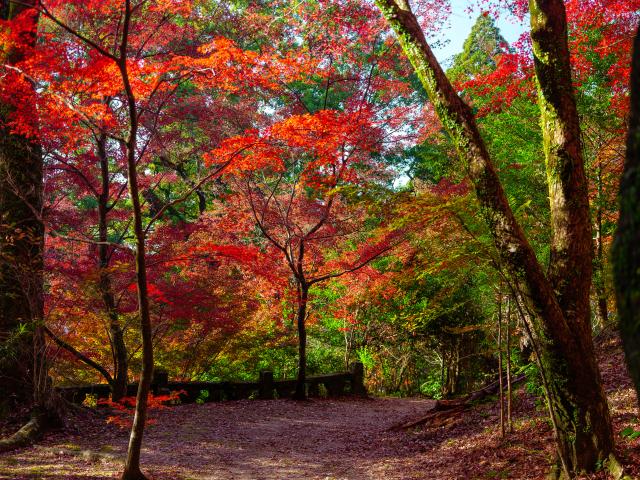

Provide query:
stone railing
left=57, top=362, right=366, bottom=404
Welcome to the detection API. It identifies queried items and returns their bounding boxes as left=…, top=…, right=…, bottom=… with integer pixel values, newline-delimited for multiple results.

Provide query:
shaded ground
left=390, top=332, right=640, bottom=480
left=0, top=397, right=436, bottom=479
left=1, top=333, right=639, bottom=479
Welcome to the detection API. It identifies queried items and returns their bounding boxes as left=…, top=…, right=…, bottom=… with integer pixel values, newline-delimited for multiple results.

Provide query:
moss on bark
left=375, top=0, right=615, bottom=476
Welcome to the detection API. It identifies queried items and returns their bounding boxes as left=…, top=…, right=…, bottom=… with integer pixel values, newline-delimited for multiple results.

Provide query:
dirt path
left=0, top=397, right=435, bottom=480
left=5, top=337, right=639, bottom=479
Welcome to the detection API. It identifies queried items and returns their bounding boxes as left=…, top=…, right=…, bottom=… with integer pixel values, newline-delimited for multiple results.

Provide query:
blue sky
left=431, top=0, right=527, bottom=65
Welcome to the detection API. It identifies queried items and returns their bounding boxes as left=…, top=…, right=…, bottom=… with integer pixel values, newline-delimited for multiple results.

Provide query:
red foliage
left=98, top=391, right=185, bottom=429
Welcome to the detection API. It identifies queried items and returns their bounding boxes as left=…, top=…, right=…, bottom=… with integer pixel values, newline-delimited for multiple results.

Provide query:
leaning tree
left=375, top=0, right=625, bottom=477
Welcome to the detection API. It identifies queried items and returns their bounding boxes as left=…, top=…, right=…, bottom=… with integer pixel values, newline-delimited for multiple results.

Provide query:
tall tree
left=374, top=1, right=619, bottom=477
left=216, top=110, right=397, bottom=400
left=614, top=22, right=640, bottom=403
left=448, top=13, right=509, bottom=81
left=0, top=0, right=40, bottom=414
left=16, top=1, right=173, bottom=475
left=0, top=0, right=59, bottom=451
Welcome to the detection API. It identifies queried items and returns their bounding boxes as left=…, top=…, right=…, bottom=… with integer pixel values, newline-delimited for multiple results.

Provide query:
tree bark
left=506, top=297, right=512, bottom=433
left=614, top=22, right=640, bottom=405
left=375, top=1, right=615, bottom=475
left=529, top=0, right=593, bottom=339
left=529, top=2, right=614, bottom=473
left=119, top=2, right=153, bottom=478
left=0, top=0, right=47, bottom=415
left=96, top=134, right=128, bottom=401
left=497, top=293, right=505, bottom=438
left=294, top=284, right=309, bottom=400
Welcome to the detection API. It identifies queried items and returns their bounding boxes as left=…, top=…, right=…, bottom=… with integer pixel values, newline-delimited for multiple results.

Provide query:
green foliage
left=356, top=346, right=375, bottom=371
left=420, top=375, right=443, bottom=400
left=518, top=362, right=545, bottom=398
left=195, top=390, right=209, bottom=404
left=387, top=141, right=455, bottom=184
left=448, top=14, right=510, bottom=82
left=620, top=426, right=640, bottom=440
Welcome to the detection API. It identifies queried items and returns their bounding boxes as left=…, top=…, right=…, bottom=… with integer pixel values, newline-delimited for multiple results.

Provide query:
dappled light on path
left=0, top=398, right=434, bottom=480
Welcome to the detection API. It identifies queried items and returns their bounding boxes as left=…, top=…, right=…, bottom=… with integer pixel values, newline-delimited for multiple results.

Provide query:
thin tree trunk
left=343, top=324, right=351, bottom=370
left=119, top=2, right=153, bottom=477
left=614, top=22, right=640, bottom=405
left=442, top=347, right=450, bottom=397
left=594, top=210, right=608, bottom=330
left=374, top=1, right=616, bottom=475
left=96, top=134, right=128, bottom=401
left=440, top=345, right=446, bottom=394
left=453, top=340, right=459, bottom=395
left=343, top=307, right=358, bottom=370
left=175, top=163, right=206, bottom=216
left=294, top=284, right=309, bottom=400
left=594, top=163, right=609, bottom=331
left=36, top=134, right=128, bottom=401
left=506, top=297, right=513, bottom=434
left=44, top=327, right=113, bottom=385
left=497, top=293, right=505, bottom=438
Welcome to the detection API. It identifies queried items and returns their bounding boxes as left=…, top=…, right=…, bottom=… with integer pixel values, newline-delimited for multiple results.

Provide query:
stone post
left=258, top=370, right=274, bottom=399
left=152, top=368, right=169, bottom=395
left=350, top=362, right=367, bottom=397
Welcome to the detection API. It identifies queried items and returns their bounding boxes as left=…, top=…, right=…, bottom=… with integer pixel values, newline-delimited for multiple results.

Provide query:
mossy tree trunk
left=375, top=0, right=615, bottom=476
left=614, top=22, right=640, bottom=405
left=528, top=1, right=614, bottom=474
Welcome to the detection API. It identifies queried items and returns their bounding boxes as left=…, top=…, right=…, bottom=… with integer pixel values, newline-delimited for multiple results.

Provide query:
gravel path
left=0, top=397, right=435, bottom=479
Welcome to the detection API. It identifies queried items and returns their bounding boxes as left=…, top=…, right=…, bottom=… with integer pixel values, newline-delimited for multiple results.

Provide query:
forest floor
left=1, top=333, right=639, bottom=479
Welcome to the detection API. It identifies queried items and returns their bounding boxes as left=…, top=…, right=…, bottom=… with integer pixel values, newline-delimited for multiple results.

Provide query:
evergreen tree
left=448, top=14, right=510, bottom=81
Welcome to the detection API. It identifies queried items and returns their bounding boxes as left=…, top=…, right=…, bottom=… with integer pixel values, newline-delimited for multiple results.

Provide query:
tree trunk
left=614, top=22, right=640, bottom=405
left=593, top=163, right=609, bottom=331
left=529, top=2, right=614, bottom=473
left=0, top=0, right=48, bottom=415
left=438, top=345, right=445, bottom=394
left=375, top=1, right=616, bottom=476
left=119, top=2, right=154, bottom=477
left=453, top=341, right=459, bottom=394
left=294, top=284, right=309, bottom=400
left=506, top=297, right=513, bottom=433
left=441, top=346, right=451, bottom=397
left=497, top=294, right=505, bottom=438
left=97, top=134, right=128, bottom=401
left=343, top=307, right=357, bottom=370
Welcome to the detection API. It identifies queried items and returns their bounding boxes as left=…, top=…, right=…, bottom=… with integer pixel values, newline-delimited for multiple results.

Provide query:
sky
left=392, top=1, right=528, bottom=188
left=431, top=0, right=527, bottom=65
